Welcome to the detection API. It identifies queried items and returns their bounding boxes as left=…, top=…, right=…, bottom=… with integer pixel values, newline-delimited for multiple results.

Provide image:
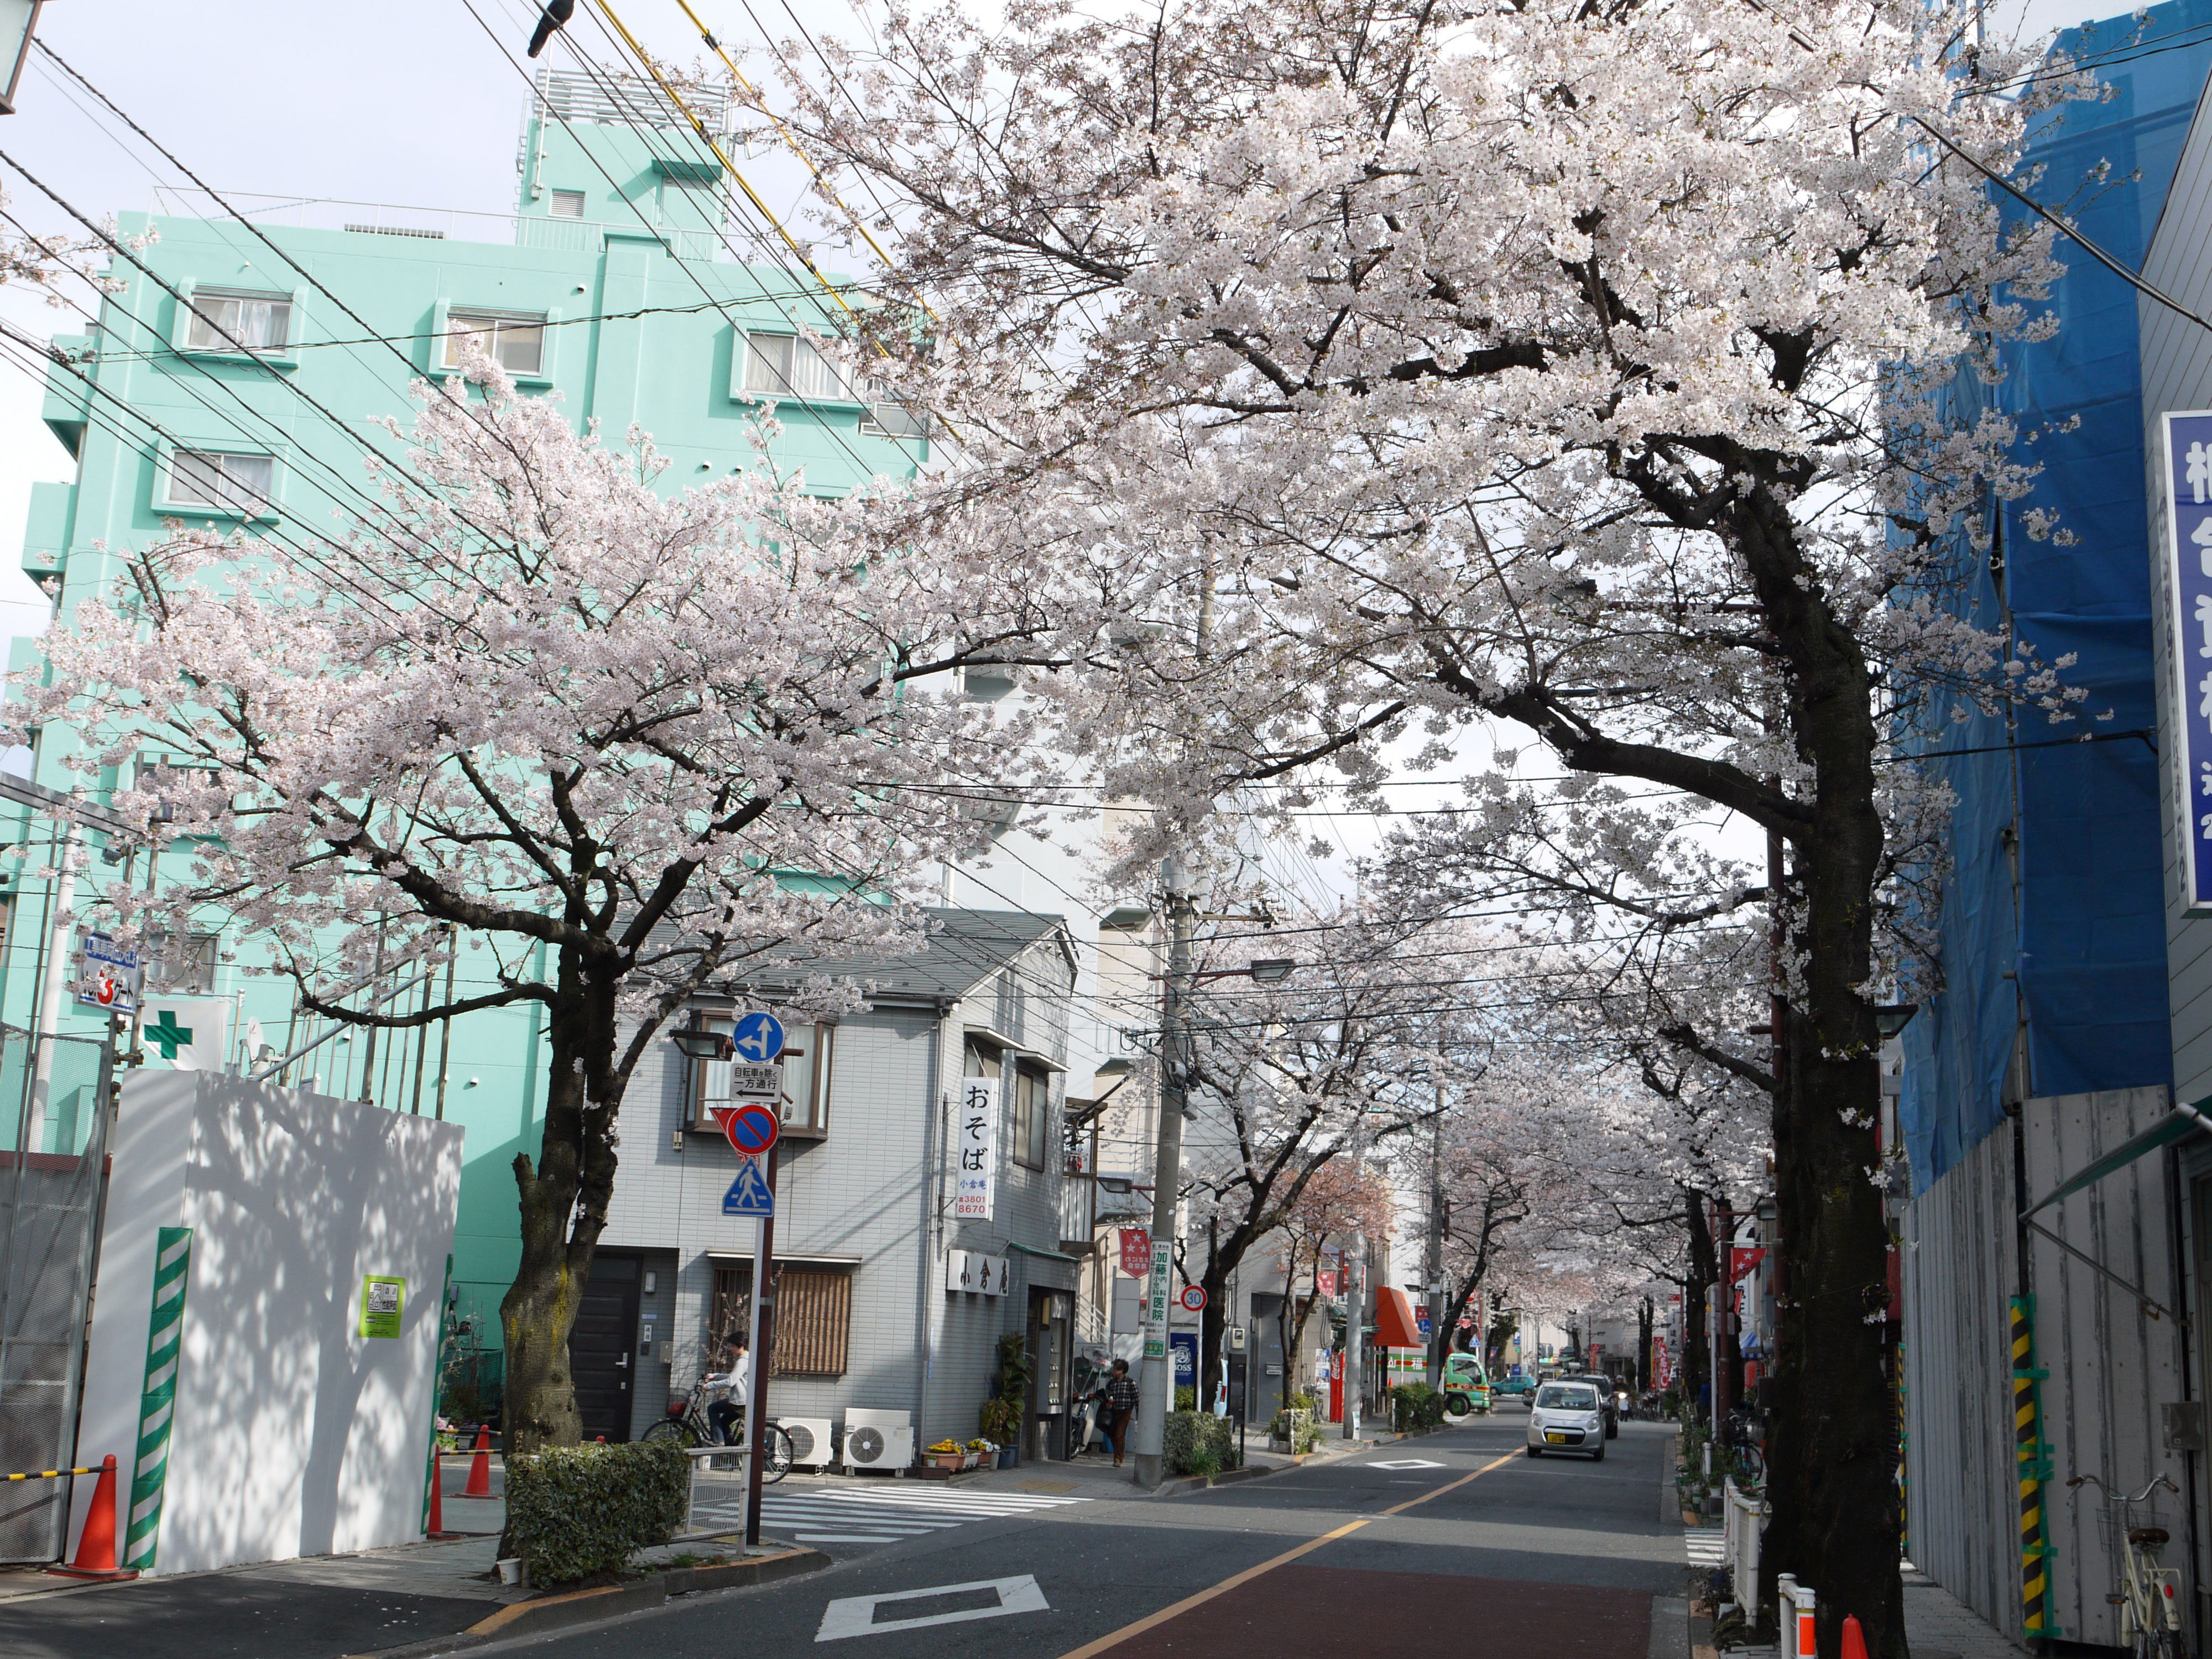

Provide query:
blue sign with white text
left=2163, top=410, right=2212, bottom=912
left=731, top=1011, right=786, bottom=1064
left=1170, top=1331, right=1197, bottom=1387
left=722, top=1155, right=774, bottom=1217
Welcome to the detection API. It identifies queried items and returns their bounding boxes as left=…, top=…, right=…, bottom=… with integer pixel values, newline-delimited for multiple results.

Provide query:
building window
left=1011, top=1064, right=1048, bottom=1171
left=441, top=309, right=546, bottom=376
left=774, top=1270, right=852, bottom=1375
left=859, top=382, right=929, bottom=440
left=549, top=190, right=586, bottom=218
left=707, top=1264, right=852, bottom=1376
left=184, top=289, right=293, bottom=354
left=165, top=448, right=275, bottom=516
left=686, top=1016, right=834, bottom=1136
left=781, top=1023, right=834, bottom=1137
left=145, top=931, right=220, bottom=994
left=740, top=331, right=860, bottom=404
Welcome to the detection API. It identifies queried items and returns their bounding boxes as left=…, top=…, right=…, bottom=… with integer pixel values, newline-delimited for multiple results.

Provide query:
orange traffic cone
left=51, top=1455, right=135, bottom=1580
left=1839, top=1614, right=1869, bottom=1659
left=465, top=1426, right=492, bottom=1498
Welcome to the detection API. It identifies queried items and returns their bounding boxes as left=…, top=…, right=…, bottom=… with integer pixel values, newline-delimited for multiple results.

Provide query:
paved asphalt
left=478, top=1415, right=1686, bottom=1658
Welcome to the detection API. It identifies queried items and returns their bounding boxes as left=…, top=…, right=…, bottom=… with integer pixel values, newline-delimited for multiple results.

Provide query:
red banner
left=1726, top=1245, right=1766, bottom=1286
left=1652, top=1337, right=1672, bottom=1389
left=1119, top=1228, right=1152, bottom=1278
left=1316, top=1269, right=1338, bottom=1297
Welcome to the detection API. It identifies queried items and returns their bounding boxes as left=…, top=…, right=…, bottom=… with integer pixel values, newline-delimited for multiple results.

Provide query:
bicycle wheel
left=761, top=1423, right=794, bottom=1485
left=643, top=1417, right=701, bottom=1449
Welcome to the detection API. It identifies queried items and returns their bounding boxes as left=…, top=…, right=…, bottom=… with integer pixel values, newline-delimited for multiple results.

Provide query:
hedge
left=1390, top=1381, right=1447, bottom=1433
left=1164, top=1410, right=1243, bottom=1476
left=505, top=1438, right=691, bottom=1586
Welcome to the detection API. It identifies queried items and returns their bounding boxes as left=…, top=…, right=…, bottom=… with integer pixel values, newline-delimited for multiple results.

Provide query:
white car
left=1525, top=1380, right=1606, bottom=1460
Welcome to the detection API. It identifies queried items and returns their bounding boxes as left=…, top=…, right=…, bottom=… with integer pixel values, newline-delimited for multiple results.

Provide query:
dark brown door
left=569, top=1253, right=643, bottom=1442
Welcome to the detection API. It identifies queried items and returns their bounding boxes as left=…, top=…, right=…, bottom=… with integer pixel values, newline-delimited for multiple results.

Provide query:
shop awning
left=1374, top=1286, right=1424, bottom=1349
left=705, top=1250, right=862, bottom=1269
left=2023, top=1095, right=2212, bottom=1215
left=963, top=1022, right=1071, bottom=1073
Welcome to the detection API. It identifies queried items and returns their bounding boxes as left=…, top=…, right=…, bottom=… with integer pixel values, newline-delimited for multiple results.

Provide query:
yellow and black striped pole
left=2, top=1465, right=100, bottom=1483
left=2012, top=1296, right=2057, bottom=1641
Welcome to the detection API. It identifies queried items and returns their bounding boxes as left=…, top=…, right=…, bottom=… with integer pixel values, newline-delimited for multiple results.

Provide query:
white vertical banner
left=954, top=1076, right=997, bottom=1219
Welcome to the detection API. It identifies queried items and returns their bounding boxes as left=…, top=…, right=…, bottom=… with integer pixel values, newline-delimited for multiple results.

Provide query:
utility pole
left=1342, top=1226, right=1367, bottom=1439
left=25, top=821, right=81, bottom=1152
left=1426, top=1070, right=1446, bottom=1387
left=1133, top=857, right=1193, bottom=1488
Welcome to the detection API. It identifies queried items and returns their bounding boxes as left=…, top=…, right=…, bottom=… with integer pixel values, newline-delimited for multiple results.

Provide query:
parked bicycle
left=644, top=1376, right=793, bottom=1483
left=2068, top=1472, right=2189, bottom=1657
left=1720, top=1405, right=1766, bottom=1485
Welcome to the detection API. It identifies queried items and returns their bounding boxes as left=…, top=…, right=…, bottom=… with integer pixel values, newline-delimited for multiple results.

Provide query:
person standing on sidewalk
left=1104, top=1359, right=1139, bottom=1468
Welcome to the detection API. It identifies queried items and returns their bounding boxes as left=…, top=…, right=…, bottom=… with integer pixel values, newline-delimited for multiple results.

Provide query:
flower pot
left=998, top=1446, right=1018, bottom=1469
left=933, top=1453, right=963, bottom=1470
left=497, top=1557, right=525, bottom=1587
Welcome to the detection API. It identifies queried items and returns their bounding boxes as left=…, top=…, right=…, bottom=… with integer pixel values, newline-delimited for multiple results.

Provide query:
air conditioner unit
left=841, top=1409, right=914, bottom=1474
left=779, top=1417, right=838, bottom=1471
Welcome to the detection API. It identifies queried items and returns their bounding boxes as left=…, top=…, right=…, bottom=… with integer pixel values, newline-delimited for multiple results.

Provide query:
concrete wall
left=1903, top=1086, right=2192, bottom=1647
left=71, top=1072, right=461, bottom=1574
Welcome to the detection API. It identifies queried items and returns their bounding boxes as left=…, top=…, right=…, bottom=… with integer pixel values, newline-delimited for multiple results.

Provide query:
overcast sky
left=0, top=0, right=2104, bottom=898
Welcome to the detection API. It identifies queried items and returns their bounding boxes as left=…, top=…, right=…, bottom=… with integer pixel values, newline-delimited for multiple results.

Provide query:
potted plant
left=927, top=1438, right=966, bottom=1471
left=987, top=1333, right=1033, bottom=1467
left=979, top=1395, right=1020, bottom=1464
left=964, top=1438, right=992, bottom=1470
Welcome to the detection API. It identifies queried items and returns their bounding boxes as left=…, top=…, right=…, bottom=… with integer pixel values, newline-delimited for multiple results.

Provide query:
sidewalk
left=1709, top=1570, right=2019, bottom=1658
left=0, top=1456, right=820, bottom=1659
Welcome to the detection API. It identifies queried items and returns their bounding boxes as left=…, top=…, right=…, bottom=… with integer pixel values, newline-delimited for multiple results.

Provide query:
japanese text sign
left=2163, top=410, right=2212, bottom=911
left=954, top=1076, right=997, bottom=1219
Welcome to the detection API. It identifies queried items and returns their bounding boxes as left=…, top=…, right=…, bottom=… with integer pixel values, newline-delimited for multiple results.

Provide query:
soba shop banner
left=955, top=1076, right=997, bottom=1219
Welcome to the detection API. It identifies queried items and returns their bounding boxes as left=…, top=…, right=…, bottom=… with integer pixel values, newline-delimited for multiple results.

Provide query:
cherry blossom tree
left=1168, top=906, right=1486, bottom=1403
left=13, top=356, right=1065, bottom=1449
left=1269, top=1156, right=1394, bottom=1399
left=750, top=2, right=2094, bottom=1637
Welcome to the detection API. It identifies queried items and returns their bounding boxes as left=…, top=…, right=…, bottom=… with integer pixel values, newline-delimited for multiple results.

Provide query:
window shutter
left=773, top=1269, right=852, bottom=1376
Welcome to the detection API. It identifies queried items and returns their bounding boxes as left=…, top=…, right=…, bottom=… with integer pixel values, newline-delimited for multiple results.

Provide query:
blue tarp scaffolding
left=1898, top=4, right=2212, bottom=1192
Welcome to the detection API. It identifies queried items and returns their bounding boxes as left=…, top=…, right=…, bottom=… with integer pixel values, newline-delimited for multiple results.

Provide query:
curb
left=346, top=1546, right=829, bottom=1658
left=1154, top=1463, right=1275, bottom=1499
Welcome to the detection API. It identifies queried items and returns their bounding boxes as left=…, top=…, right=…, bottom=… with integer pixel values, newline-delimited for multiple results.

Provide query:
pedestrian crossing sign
left=723, top=1154, right=774, bottom=1217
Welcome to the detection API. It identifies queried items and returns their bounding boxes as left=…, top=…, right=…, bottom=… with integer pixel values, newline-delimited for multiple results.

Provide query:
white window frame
left=432, top=299, right=556, bottom=384
left=171, top=283, right=306, bottom=367
left=154, top=442, right=281, bottom=521
left=732, top=330, right=865, bottom=407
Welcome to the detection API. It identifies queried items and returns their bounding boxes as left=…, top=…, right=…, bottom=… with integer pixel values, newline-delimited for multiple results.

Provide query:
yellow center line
left=1055, top=1448, right=1522, bottom=1659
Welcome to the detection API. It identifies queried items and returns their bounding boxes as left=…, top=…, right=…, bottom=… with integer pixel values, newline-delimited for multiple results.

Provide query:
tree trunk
left=1637, top=1297, right=1653, bottom=1395
left=499, top=967, right=622, bottom=1454
left=1682, top=1195, right=1715, bottom=1410
left=1756, top=639, right=1900, bottom=1656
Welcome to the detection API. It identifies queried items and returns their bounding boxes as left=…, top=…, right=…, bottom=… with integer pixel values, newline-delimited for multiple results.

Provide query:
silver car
left=1525, top=1380, right=1606, bottom=1460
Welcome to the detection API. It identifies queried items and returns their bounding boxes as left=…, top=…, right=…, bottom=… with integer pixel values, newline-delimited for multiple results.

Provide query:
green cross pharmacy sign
left=144, top=1009, right=193, bottom=1060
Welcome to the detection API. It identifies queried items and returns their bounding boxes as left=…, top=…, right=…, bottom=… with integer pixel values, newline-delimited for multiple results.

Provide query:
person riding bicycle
left=703, top=1335, right=749, bottom=1446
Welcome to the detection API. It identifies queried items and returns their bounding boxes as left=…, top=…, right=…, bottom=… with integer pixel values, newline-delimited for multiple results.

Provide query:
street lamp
left=670, top=1024, right=733, bottom=1062
left=1248, top=958, right=1295, bottom=985
left=0, top=2, right=43, bottom=117
left=1873, top=1003, right=1919, bottom=1039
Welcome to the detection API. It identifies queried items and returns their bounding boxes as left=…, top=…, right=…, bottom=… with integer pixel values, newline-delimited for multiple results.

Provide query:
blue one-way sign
left=723, top=1155, right=774, bottom=1217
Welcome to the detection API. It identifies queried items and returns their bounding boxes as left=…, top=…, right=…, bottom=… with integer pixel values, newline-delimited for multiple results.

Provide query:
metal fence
left=0, top=1026, right=114, bottom=1563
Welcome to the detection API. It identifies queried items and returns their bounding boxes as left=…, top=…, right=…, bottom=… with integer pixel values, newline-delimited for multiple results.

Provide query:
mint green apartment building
left=1, top=67, right=926, bottom=1361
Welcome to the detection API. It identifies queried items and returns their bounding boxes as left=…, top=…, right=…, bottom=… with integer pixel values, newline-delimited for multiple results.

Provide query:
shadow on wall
left=82, top=1074, right=463, bottom=1574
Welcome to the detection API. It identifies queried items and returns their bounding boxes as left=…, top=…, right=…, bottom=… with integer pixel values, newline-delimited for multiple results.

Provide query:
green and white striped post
left=123, top=1226, right=192, bottom=1572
